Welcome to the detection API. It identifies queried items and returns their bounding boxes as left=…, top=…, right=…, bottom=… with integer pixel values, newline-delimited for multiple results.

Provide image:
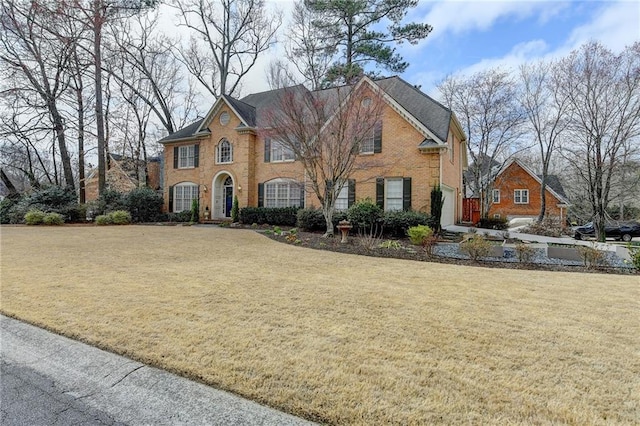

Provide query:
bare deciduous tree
left=172, top=0, right=281, bottom=97
left=261, top=78, right=384, bottom=236
left=439, top=69, right=526, bottom=217
left=518, top=60, right=569, bottom=223
left=558, top=42, right=640, bottom=241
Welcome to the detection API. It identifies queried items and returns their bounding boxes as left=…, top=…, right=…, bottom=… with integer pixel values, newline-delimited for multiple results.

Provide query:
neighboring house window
left=265, top=139, right=294, bottom=162
left=360, top=121, right=382, bottom=154
left=376, top=177, right=411, bottom=211
left=172, top=183, right=198, bottom=212
left=514, top=189, right=529, bottom=204
left=216, top=139, right=233, bottom=164
left=262, top=179, right=303, bottom=208
left=492, top=189, right=500, bottom=204
left=174, top=144, right=199, bottom=169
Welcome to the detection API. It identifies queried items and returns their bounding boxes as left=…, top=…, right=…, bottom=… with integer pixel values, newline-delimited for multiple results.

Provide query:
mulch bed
left=260, top=229, right=637, bottom=275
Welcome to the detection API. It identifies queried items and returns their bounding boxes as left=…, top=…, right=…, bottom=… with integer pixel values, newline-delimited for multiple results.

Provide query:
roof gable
left=498, top=159, right=569, bottom=204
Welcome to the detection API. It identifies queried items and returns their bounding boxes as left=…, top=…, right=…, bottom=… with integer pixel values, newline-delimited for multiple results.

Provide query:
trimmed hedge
left=239, top=207, right=301, bottom=226
left=383, top=210, right=431, bottom=237
left=43, top=212, right=64, bottom=225
left=296, top=209, right=348, bottom=232
left=477, top=217, right=508, bottom=230
left=25, top=209, right=46, bottom=225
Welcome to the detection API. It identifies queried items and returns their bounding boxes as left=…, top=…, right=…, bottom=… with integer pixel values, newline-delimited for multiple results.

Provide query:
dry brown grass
left=1, top=225, right=638, bottom=425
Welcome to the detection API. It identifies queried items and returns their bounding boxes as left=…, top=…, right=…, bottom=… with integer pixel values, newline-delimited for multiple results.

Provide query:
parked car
left=573, top=221, right=640, bottom=242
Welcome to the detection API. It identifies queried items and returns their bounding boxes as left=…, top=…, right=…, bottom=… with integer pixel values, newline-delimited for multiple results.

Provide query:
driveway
left=1, top=315, right=314, bottom=426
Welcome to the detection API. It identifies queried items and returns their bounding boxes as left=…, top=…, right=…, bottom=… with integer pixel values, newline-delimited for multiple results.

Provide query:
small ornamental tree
left=430, top=185, right=444, bottom=233
left=261, top=77, right=384, bottom=237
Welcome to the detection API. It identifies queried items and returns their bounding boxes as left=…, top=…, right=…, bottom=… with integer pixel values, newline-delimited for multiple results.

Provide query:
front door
left=223, top=176, right=233, bottom=217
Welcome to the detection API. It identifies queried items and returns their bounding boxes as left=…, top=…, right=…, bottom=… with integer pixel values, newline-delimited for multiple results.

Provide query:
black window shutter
left=194, top=144, right=199, bottom=167
left=403, top=177, right=412, bottom=211
left=173, top=147, right=178, bottom=169
left=373, top=121, right=382, bottom=153
left=264, top=139, right=271, bottom=162
left=258, top=183, right=264, bottom=207
left=376, top=178, right=384, bottom=209
left=299, top=185, right=305, bottom=208
left=348, top=179, right=356, bottom=207
left=168, top=185, right=174, bottom=212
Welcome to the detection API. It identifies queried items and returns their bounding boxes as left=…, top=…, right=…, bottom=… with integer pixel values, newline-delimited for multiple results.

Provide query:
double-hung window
left=360, top=121, right=382, bottom=154
left=271, top=140, right=294, bottom=162
left=173, top=183, right=198, bottom=212
left=334, top=185, right=349, bottom=211
left=385, top=178, right=404, bottom=211
left=264, top=180, right=302, bottom=208
left=178, top=145, right=195, bottom=168
left=514, top=189, right=529, bottom=204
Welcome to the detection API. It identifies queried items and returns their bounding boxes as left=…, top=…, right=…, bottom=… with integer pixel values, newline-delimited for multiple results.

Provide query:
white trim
left=514, top=189, right=529, bottom=204
left=196, top=95, right=251, bottom=134
left=498, top=158, right=569, bottom=204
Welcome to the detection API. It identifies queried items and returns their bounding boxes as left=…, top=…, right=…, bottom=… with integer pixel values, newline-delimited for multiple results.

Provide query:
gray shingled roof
left=160, top=77, right=453, bottom=144
left=539, top=174, right=568, bottom=201
left=158, top=119, right=206, bottom=143
left=374, top=77, right=452, bottom=143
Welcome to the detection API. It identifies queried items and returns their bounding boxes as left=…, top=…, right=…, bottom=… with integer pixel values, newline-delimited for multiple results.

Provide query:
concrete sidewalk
left=0, top=315, right=315, bottom=426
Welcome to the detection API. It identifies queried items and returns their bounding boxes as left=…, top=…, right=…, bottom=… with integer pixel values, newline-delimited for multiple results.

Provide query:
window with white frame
left=173, top=183, right=198, bottom=212
left=216, top=139, right=233, bottom=164
left=265, top=179, right=302, bottom=208
left=385, top=178, right=403, bottom=211
left=271, top=140, right=295, bottom=162
left=492, top=189, right=500, bottom=204
left=334, top=184, right=349, bottom=211
left=514, top=189, right=529, bottom=204
left=360, top=129, right=375, bottom=154
left=178, top=145, right=195, bottom=168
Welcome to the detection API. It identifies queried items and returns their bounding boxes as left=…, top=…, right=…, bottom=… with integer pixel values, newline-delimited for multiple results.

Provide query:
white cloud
left=563, top=1, right=640, bottom=52
left=417, top=0, right=567, bottom=44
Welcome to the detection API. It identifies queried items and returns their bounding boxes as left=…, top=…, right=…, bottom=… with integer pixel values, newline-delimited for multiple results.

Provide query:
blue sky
left=227, top=0, right=639, bottom=97
left=156, top=1, right=639, bottom=98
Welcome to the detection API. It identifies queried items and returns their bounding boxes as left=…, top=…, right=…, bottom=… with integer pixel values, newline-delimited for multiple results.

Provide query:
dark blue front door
left=224, top=186, right=233, bottom=217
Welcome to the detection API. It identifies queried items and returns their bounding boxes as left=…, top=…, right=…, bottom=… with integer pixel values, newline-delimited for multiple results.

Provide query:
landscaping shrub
left=460, top=234, right=492, bottom=261
left=627, top=245, right=640, bottom=270
left=522, top=217, right=565, bottom=237
left=97, top=188, right=127, bottom=215
left=430, top=185, right=444, bottom=232
left=515, top=242, right=535, bottom=263
left=166, top=211, right=192, bottom=223
left=347, top=199, right=383, bottom=234
left=109, top=210, right=132, bottom=225
left=383, top=210, right=430, bottom=237
left=43, top=212, right=64, bottom=226
left=240, top=207, right=300, bottom=226
left=190, top=198, right=199, bottom=223
left=295, top=209, right=348, bottom=232
left=577, top=245, right=607, bottom=269
left=407, top=225, right=433, bottom=245
left=0, top=197, right=18, bottom=224
left=6, top=186, right=81, bottom=223
left=95, top=214, right=112, bottom=225
left=126, top=187, right=163, bottom=223
left=25, top=209, right=46, bottom=225
left=477, top=217, right=508, bottom=230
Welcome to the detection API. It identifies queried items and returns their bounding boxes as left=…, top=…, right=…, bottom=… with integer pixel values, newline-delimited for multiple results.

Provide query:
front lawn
left=1, top=226, right=638, bottom=424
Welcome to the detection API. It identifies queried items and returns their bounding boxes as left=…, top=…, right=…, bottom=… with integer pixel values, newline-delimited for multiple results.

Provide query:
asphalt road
left=0, top=315, right=315, bottom=426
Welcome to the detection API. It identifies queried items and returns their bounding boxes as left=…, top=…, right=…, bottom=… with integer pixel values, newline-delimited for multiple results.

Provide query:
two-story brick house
left=159, top=76, right=468, bottom=226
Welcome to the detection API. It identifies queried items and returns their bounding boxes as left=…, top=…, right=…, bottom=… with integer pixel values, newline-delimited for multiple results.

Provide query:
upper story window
left=448, top=130, right=454, bottom=162
left=514, top=189, right=529, bottom=204
left=265, top=139, right=294, bottom=162
left=216, top=139, right=233, bottom=164
left=360, top=121, right=382, bottom=154
left=174, top=144, right=199, bottom=169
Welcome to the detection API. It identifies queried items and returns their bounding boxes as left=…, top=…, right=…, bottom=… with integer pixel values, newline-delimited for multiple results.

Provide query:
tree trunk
left=322, top=203, right=335, bottom=237
left=94, top=1, right=106, bottom=196
left=51, top=103, right=75, bottom=191
left=0, top=169, right=20, bottom=199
